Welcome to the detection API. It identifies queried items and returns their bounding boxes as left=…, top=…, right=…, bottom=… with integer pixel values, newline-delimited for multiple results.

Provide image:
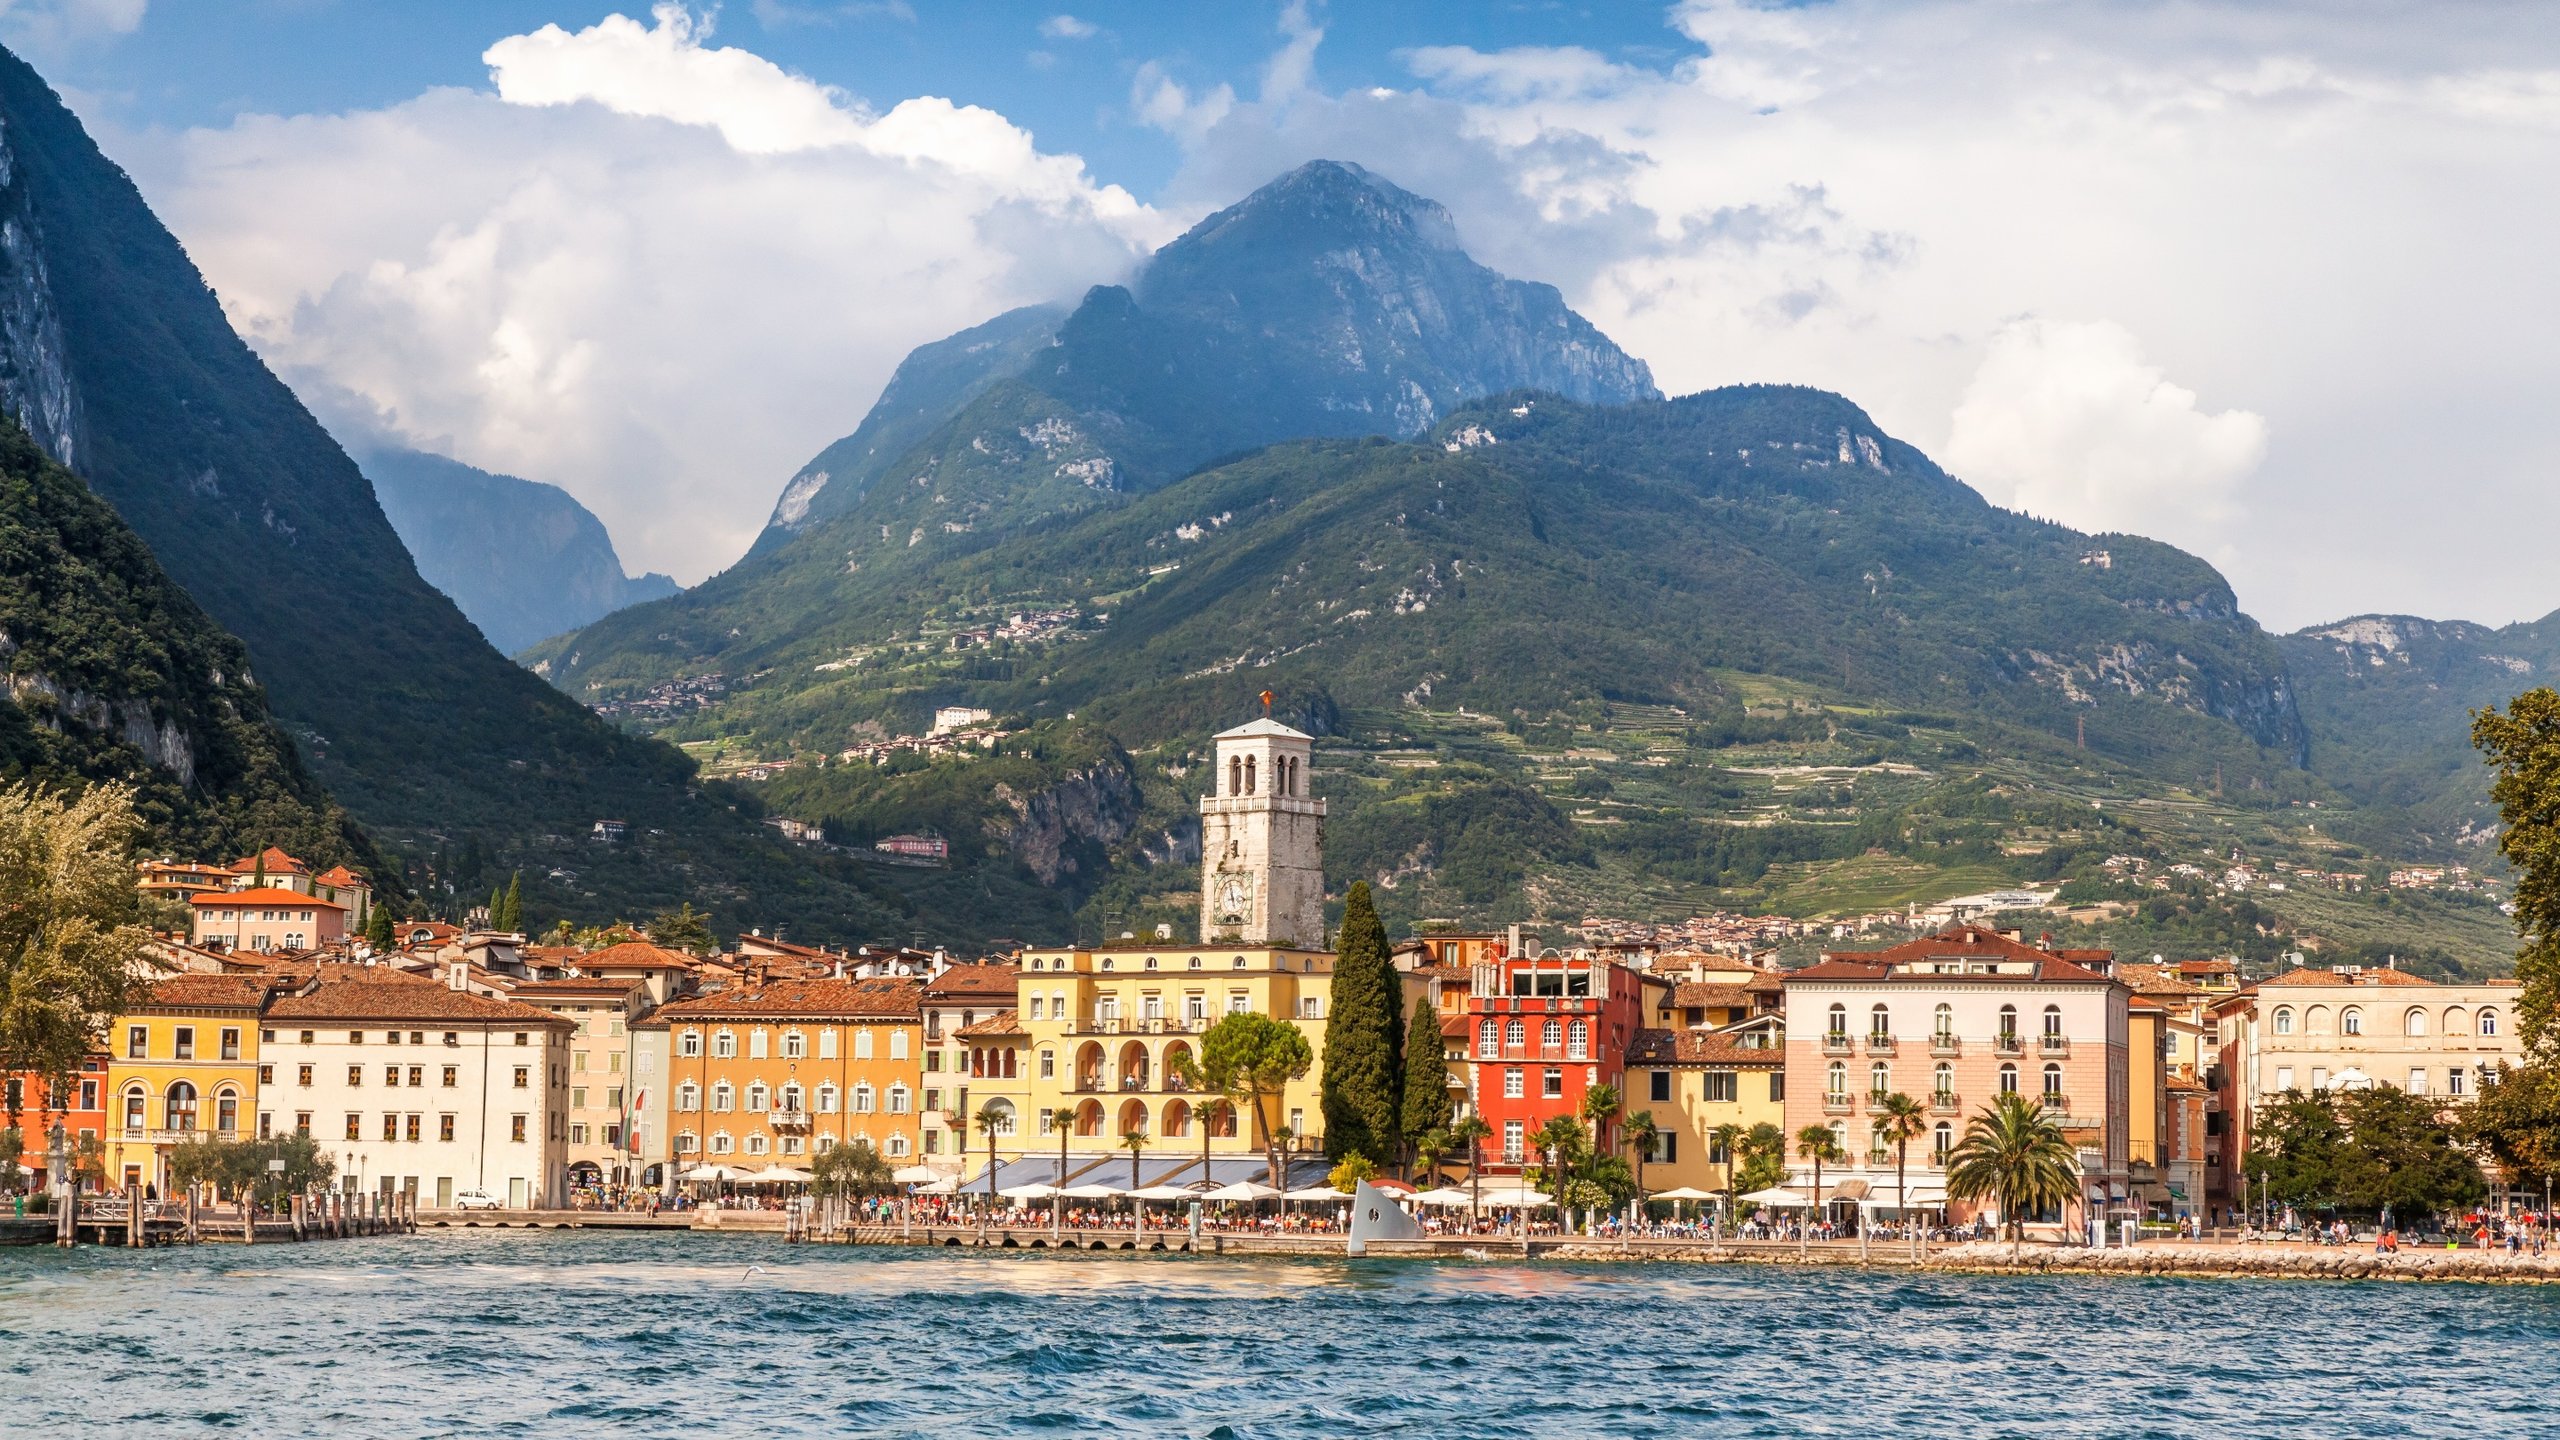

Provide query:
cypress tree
left=497, top=872, right=523, bottom=933
left=1400, top=989, right=1454, bottom=1160
left=1319, top=881, right=1402, bottom=1164
left=363, top=904, right=395, bottom=953
left=485, top=885, right=503, bottom=930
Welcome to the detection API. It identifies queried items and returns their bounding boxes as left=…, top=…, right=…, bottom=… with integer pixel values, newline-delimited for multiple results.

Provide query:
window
left=890, top=1031, right=909, bottom=1060
left=1540, top=1018, right=1562, bottom=1051
left=215, top=1092, right=239, bottom=1135
left=1870, top=1061, right=1890, bottom=1099
left=2405, top=1008, right=2429, bottom=1037
left=2273, top=1008, right=2294, bottom=1035
left=855, top=1030, right=875, bottom=1060
left=385, top=1066, right=402, bottom=1087
left=511, top=1115, right=528, bottom=1143
left=675, top=1132, right=699, bottom=1155
left=1542, top=1068, right=1564, bottom=1099
left=571, top=1086, right=589, bottom=1110
left=297, top=1065, right=314, bottom=1087
left=2275, top=1066, right=2294, bottom=1091
left=1505, top=1019, right=1526, bottom=1048
left=348, top=1065, right=364, bottom=1087
left=1649, top=1071, right=1672, bottom=1103
left=779, top=1083, right=805, bottom=1114
left=712, top=1030, right=737, bottom=1058
left=677, top=1082, right=701, bottom=1112
left=570, top=1123, right=589, bottom=1146
left=680, top=1030, right=703, bottom=1058
left=294, top=1112, right=311, bottom=1137
left=815, top=1083, right=839, bottom=1114
left=1502, top=1120, right=1526, bottom=1164
left=442, top=1066, right=458, bottom=1088
left=513, top=1067, right=530, bottom=1089
left=439, top=1114, right=457, bottom=1142
left=382, top=1114, right=400, bottom=1141
left=2408, top=1068, right=2429, bottom=1095
left=1933, top=1062, right=1953, bottom=1099
left=2342, top=1008, right=2363, bottom=1037
left=1648, top=1131, right=1678, bottom=1164
left=125, top=1025, right=146, bottom=1059
left=2041, top=1005, right=2062, bottom=1039
left=1503, top=1068, right=1524, bottom=1099
left=1932, top=1122, right=1953, bottom=1164
left=1769, top=1071, right=1785, bottom=1102
left=782, top=1029, right=807, bottom=1059
left=1870, top=1004, right=1891, bottom=1039
left=1826, top=1062, right=1848, bottom=1101
left=1479, top=1021, right=1499, bottom=1059
left=1826, top=1003, right=1847, bottom=1038
left=853, top=1084, right=876, bottom=1114
left=220, top=1027, right=242, bottom=1061
left=711, top=1083, right=734, bottom=1113
left=1566, top=1019, right=1589, bottom=1059
left=1704, top=1071, right=1737, bottom=1104
left=2311, top=1067, right=2330, bottom=1091
left=2449, top=1068, right=2468, bottom=1097
left=1039, top=1050, right=1055, bottom=1080
left=345, top=1114, right=362, bottom=1140
left=1997, top=1005, right=2018, bottom=1039
left=174, top=1026, right=196, bottom=1060
left=405, top=1115, right=422, bottom=1142
left=888, top=1085, right=911, bottom=1114
left=2042, top=1063, right=2063, bottom=1098
left=1932, top=1003, right=1954, bottom=1040
left=745, top=1082, right=770, bottom=1113
left=709, top=1131, right=735, bottom=1155
left=1998, top=1063, right=2018, bottom=1094
left=2481, top=1009, right=2501, bottom=1037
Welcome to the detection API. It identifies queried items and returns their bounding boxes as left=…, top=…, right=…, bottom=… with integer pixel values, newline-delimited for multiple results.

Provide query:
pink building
left=189, top=887, right=347, bottom=952
left=1783, top=926, right=2131, bottom=1235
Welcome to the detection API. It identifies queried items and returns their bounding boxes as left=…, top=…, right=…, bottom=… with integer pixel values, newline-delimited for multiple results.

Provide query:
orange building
left=645, top=978, right=925, bottom=1170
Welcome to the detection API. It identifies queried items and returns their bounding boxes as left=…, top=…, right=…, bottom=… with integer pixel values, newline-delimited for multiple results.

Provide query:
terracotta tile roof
left=955, top=1009, right=1026, bottom=1038
left=266, top=980, right=568, bottom=1025
left=923, top=963, right=1019, bottom=1001
left=1624, top=1028, right=1786, bottom=1065
left=1800, top=926, right=2117, bottom=985
left=1744, top=972, right=1786, bottom=994
left=229, top=847, right=308, bottom=875
left=2258, top=966, right=2436, bottom=988
left=192, top=887, right=346, bottom=910
left=261, top=960, right=435, bottom=986
left=140, top=975, right=280, bottom=1010
left=311, top=866, right=367, bottom=888
left=649, top=977, right=923, bottom=1022
left=1670, top=982, right=1759, bottom=1010
left=510, top=978, right=646, bottom=1000
left=577, top=941, right=699, bottom=971
left=2111, top=963, right=2205, bottom=997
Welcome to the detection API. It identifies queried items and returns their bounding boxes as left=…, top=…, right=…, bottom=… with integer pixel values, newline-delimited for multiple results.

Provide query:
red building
left=5, top=1055, right=109, bottom=1191
left=1461, top=952, right=1650, bottom=1173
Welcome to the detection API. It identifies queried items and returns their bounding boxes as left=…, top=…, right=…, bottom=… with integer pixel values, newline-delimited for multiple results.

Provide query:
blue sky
left=21, top=1, right=2560, bottom=630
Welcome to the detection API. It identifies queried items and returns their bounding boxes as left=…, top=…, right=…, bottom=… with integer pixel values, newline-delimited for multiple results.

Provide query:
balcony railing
left=1822, top=1095, right=1853, bottom=1114
left=1994, top=1034, right=2024, bottom=1056
left=2040, top=1035, right=2070, bottom=1056
left=1821, top=1034, right=1854, bottom=1055
left=1864, top=1035, right=1896, bottom=1055
left=1929, top=1035, right=1961, bottom=1057
left=2041, top=1094, right=2070, bottom=1114
left=1931, top=1092, right=1960, bottom=1113
left=1867, top=1147, right=1892, bottom=1167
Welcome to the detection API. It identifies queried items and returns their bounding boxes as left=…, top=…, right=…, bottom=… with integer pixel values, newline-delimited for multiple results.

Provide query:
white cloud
left=1039, top=14, right=1098, bottom=41
left=0, top=0, right=143, bottom=48
left=128, top=4, right=1168, bottom=584
left=1945, top=319, right=2267, bottom=558
left=1139, top=0, right=2560, bottom=627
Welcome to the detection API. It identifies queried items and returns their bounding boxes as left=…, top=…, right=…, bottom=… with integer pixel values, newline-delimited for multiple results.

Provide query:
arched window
left=782, top=1029, right=807, bottom=1059
left=2305, top=1005, right=2332, bottom=1036
left=1932, top=1003, right=1954, bottom=1040
left=2042, top=1063, right=2063, bottom=1098
left=1567, top=1019, right=1589, bottom=1059
left=166, top=1080, right=199, bottom=1132
left=1541, top=1018, right=1563, bottom=1049
left=710, top=1082, right=734, bottom=1113
left=215, top=1088, right=240, bottom=1136
left=1997, top=1005, right=2018, bottom=1041
left=676, top=1082, right=701, bottom=1112
left=120, top=1084, right=144, bottom=1135
left=2405, top=1007, right=2429, bottom=1037
left=816, top=1083, right=839, bottom=1114
left=1228, top=756, right=1242, bottom=796
left=2444, top=1007, right=2470, bottom=1037
left=1826, top=1061, right=1847, bottom=1101
left=1870, top=1004, right=1891, bottom=1038
left=745, top=1082, right=770, bottom=1113
left=678, top=1030, right=703, bottom=1057
left=1827, top=1003, right=1848, bottom=1037
left=2342, top=1008, right=2363, bottom=1036
left=1505, top=1019, right=1526, bottom=1048
left=711, top=1029, right=737, bottom=1058
left=1244, top=755, right=1257, bottom=794
left=1869, top=1061, right=1890, bottom=1098
left=986, top=1099, right=1018, bottom=1136
left=1998, top=1063, right=2018, bottom=1094
left=1932, top=1122, right=1953, bottom=1164
left=2272, top=1008, right=2294, bottom=1035
left=2481, top=1009, right=2501, bottom=1037
left=888, top=1084, right=912, bottom=1114
left=2041, top=1005, right=2062, bottom=1039
left=853, top=1083, right=876, bottom=1114
left=1478, top=1020, right=1499, bottom=1058
left=1933, top=1062, right=1953, bottom=1099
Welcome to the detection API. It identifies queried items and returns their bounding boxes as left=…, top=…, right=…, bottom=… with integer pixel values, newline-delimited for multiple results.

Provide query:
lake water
left=4, top=1230, right=2554, bottom=1437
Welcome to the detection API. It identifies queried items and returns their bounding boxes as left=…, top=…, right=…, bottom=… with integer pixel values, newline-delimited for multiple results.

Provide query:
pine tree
left=1318, top=881, right=1402, bottom=1164
left=1399, top=989, right=1454, bottom=1170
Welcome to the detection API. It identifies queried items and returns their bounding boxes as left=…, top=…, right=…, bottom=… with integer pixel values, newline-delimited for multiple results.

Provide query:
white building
left=260, top=976, right=573, bottom=1209
left=1198, top=718, right=1326, bottom=949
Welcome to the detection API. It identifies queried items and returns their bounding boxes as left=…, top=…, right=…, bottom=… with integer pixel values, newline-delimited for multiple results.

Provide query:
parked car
left=451, top=1189, right=505, bottom=1211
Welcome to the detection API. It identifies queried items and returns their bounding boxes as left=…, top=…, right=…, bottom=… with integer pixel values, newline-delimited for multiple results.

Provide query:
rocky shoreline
left=1542, top=1239, right=2560, bottom=1283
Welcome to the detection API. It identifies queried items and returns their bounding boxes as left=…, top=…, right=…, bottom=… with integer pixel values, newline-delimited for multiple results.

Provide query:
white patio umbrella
left=1126, top=1183, right=1212, bottom=1201
left=1739, top=1186, right=1811, bottom=1207
left=911, top=1176, right=960, bottom=1195
left=1057, top=1182, right=1125, bottom=1200
left=999, top=1182, right=1059, bottom=1201
left=1653, top=1186, right=1721, bottom=1202
left=1471, top=1183, right=1556, bottom=1208
left=891, top=1163, right=948, bottom=1184
left=1408, top=1186, right=1477, bottom=1207
left=1204, top=1180, right=1284, bottom=1202
left=682, top=1164, right=734, bottom=1182
left=747, top=1164, right=812, bottom=1184
left=1280, top=1185, right=1348, bottom=1202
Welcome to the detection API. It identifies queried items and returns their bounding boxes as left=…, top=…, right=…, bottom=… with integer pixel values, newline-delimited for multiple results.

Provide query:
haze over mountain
left=362, top=447, right=677, bottom=656
left=0, top=44, right=899, bottom=934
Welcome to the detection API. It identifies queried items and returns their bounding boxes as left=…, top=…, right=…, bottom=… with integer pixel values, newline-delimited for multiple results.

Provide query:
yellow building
left=1622, top=1019, right=1788, bottom=1201
left=106, top=975, right=276, bottom=1193
left=645, top=977, right=925, bottom=1169
left=1010, top=944, right=1340, bottom=1176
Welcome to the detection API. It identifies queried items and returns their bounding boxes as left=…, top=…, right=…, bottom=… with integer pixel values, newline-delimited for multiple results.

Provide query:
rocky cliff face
left=362, top=447, right=678, bottom=655
left=0, top=118, right=80, bottom=471
left=987, top=757, right=1141, bottom=885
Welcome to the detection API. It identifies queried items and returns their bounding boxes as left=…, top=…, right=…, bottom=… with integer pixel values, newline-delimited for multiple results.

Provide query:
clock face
left=1218, top=875, right=1250, bottom=923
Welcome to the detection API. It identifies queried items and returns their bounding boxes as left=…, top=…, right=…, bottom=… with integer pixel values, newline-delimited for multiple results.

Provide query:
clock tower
left=1199, top=716, right=1326, bottom=949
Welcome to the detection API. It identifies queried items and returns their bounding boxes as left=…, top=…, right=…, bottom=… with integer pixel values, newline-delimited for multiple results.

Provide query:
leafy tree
left=1709, top=1121, right=1750, bottom=1219
left=811, top=1138, right=898, bottom=1199
left=0, top=1126, right=20, bottom=1194
left=1190, top=1012, right=1312, bottom=1186
left=649, top=903, right=716, bottom=957
left=972, top=1101, right=1009, bottom=1207
left=2463, top=1066, right=2560, bottom=1194
left=495, top=872, right=523, bottom=934
left=1398, top=990, right=1453, bottom=1175
left=0, top=782, right=146, bottom=1096
left=2331, top=1086, right=2486, bottom=1219
left=2473, top=691, right=2560, bottom=1058
left=163, top=1133, right=333, bottom=1205
left=1580, top=1081, right=1622, bottom=1156
left=2243, top=1090, right=2351, bottom=1215
left=1946, top=1092, right=2081, bottom=1258
left=1119, top=1127, right=1150, bottom=1191
left=1624, top=1110, right=1660, bottom=1218
left=1320, top=881, right=1402, bottom=1165
left=1326, top=1155, right=1377, bottom=1192
left=1795, top=1124, right=1846, bottom=1251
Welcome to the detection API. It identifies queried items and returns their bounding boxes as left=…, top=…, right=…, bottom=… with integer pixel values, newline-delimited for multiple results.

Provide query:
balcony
left=1864, top=1034, right=1896, bottom=1055
left=2041, top=1093, right=2069, bottom=1114
left=1929, top=1035, right=1961, bottom=1057
left=2040, top=1035, right=2071, bottom=1056
left=1822, top=1094, right=1853, bottom=1115
left=1821, top=1033, right=1854, bottom=1056
left=1867, top=1147, right=1893, bottom=1167
left=769, top=1110, right=811, bottom=1132
left=1931, top=1092, right=1960, bottom=1114
left=1994, top=1034, right=2024, bottom=1056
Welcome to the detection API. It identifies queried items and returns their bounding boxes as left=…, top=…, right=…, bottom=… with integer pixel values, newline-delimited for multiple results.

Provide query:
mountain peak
left=1160, top=159, right=1463, bottom=262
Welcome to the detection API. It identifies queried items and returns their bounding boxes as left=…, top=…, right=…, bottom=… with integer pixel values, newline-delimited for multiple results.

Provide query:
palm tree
left=1412, top=1128, right=1451, bottom=1190
left=1119, top=1127, right=1150, bottom=1192
left=1450, top=1114, right=1492, bottom=1227
left=1945, top=1092, right=2082, bottom=1260
left=973, top=1101, right=1008, bottom=1214
left=1708, top=1122, right=1747, bottom=1232
left=1049, top=1107, right=1077, bottom=1241
left=1795, top=1124, right=1846, bottom=1255
left=1623, top=1110, right=1660, bottom=1230
left=1873, top=1091, right=1930, bottom=1258
left=1271, top=1124, right=1296, bottom=1190
left=1578, top=1084, right=1622, bottom=1233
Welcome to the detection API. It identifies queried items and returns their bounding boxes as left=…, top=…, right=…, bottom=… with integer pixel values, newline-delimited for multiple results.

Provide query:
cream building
left=1200, top=718, right=1326, bottom=949
left=262, top=976, right=574, bottom=1209
left=2215, top=966, right=2519, bottom=1204
left=510, top=978, right=650, bottom=1190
